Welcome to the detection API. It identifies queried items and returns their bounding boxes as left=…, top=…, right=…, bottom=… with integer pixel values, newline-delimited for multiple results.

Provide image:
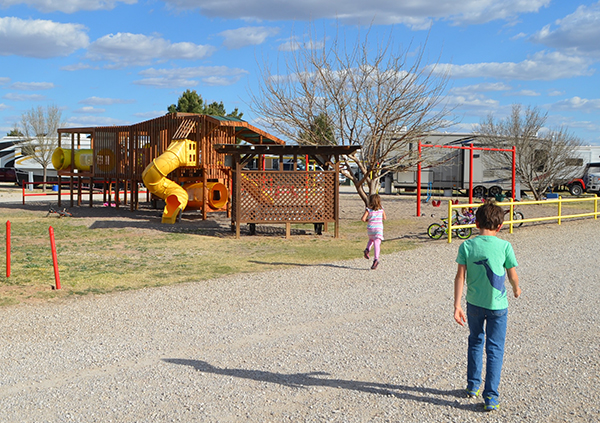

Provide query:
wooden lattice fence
left=235, top=171, right=336, bottom=223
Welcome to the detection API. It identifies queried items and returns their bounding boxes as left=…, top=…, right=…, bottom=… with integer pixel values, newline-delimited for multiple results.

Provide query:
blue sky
left=1, top=0, right=600, bottom=145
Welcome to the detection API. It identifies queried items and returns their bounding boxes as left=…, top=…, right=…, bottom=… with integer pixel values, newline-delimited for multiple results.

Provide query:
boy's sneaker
left=371, top=259, right=379, bottom=270
left=484, top=396, right=500, bottom=411
left=363, top=249, right=370, bottom=259
left=465, top=388, right=480, bottom=398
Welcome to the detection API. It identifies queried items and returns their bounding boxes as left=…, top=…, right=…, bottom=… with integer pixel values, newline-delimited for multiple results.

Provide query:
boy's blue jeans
left=466, top=302, right=508, bottom=401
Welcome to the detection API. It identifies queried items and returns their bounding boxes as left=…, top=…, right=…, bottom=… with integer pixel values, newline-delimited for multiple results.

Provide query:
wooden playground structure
left=55, top=113, right=284, bottom=219
left=55, top=113, right=359, bottom=237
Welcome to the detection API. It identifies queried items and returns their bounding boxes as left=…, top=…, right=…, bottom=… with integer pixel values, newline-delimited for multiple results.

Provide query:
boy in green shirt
left=454, top=199, right=521, bottom=411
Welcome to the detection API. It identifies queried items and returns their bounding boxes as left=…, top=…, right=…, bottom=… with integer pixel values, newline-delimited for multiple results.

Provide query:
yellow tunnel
left=184, top=182, right=228, bottom=210
left=52, top=148, right=94, bottom=172
left=141, top=139, right=193, bottom=224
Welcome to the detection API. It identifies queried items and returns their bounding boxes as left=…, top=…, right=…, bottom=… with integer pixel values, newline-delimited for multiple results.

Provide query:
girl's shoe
left=371, top=259, right=379, bottom=270
left=363, top=249, right=370, bottom=259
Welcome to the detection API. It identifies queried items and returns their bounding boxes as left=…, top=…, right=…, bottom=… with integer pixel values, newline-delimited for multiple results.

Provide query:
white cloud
left=133, top=66, right=248, bottom=88
left=277, top=36, right=325, bottom=52
left=0, top=17, right=89, bottom=58
left=219, top=26, right=280, bottom=49
left=548, top=90, right=564, bottom=97
left=73, top=106, right=106, bottom=114
left=163, top=0, right=550, bottom=29
left=444, top=121, right=479, bottom=133
left=511, top=89, right=540, bottom=96
left=0, top=77, right=10, bottom=85
left=531, top=2, right=600, bottom=57
left=550, top=96, right=600, bottom=112
left=0, top=103, right=10, bottom=110
left=445, top=94, right=500, bottom=109
left=0, top=0, right=137, bottom=13
left=510, top=32, right=527, bottom=40
left=546, top=114, right=600, bottom=133
left=9, top=82, right=55, bottom=90
left=65, top=116, right=130, bottom=127
left=2, top=93, right=47, bottom=101
left=79, top=96, right=136, bottom=105
left=133, top=111, right=168, bottom=119
left=86, top=33, right=216, bottom=67
left=449, top=82, right=511, bottom=95
left=61, top=63, right=96, bottom=71
left=438, top=51, right=594, bottom=81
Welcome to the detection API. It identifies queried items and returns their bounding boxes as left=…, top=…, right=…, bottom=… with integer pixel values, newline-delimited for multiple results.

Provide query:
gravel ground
left=0, top=186, right=599, bottom=422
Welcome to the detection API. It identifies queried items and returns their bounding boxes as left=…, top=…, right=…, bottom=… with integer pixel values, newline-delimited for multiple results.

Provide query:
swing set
left=429, top=149, right=462, bottom=207
left=416, top=141, right=516, bottom=217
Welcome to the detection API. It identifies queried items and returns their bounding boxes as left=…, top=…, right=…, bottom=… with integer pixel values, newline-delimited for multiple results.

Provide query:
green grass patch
left=0, top=207, right=418, bottom=306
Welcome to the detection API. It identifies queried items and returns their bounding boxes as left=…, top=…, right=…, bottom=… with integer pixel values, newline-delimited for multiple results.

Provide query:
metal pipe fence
left=446, top=195, right=599, bottom=243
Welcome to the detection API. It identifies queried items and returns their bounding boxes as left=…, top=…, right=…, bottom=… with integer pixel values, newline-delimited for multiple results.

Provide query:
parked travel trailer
left=0, top=135, right=91, bottom=184
left=393, top=134, right=516, bottom=197
left=392, top=133, right=599, bottom=198
left=0, top=136, right=29, bottom=183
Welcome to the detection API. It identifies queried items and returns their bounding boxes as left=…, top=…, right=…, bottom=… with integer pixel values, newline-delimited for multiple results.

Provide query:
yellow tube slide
left=52, top=148, right=94, bottom=171
left=141, top=140, right=190, bottom=224
left=184, top=182, right=228, bottom=210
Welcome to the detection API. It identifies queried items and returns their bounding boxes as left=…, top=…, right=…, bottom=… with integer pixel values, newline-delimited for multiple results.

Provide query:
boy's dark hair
left=475, top=199, right=504, bottom=230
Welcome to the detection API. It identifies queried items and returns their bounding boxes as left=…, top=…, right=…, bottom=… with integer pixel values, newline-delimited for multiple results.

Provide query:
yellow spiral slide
left=142, top=139, right=191, bottom=224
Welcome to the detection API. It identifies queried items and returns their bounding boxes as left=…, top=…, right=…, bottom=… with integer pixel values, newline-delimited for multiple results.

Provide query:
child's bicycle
left=46, top=207, right=73, bottom=218
left=427, top=215, right=472, bottom=240
left=506, top=209, right=524, bottom=228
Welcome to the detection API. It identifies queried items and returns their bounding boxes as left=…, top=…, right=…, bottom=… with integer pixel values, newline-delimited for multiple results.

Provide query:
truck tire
left=488, top=186, right=502, bottom=197
left=569, top=183, right=583, bottom=196
left=473, top=185, right=486, bottom=198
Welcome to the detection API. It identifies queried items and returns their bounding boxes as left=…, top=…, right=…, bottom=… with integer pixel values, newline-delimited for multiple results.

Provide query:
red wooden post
left=416, top=141, right=422, bottom=217
left=49, top=226, right=61, bottom=290
left=512, top=146, right=516, bottom=201
left=469, top=143, right=474, bottom=204
left=6, top=220, right=10, bottom=278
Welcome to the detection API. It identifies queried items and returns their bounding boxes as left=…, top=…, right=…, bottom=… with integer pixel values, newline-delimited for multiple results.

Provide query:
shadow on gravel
left=163, top=359, right=483, bottom=411
left=2, top=202, right=317, bottom=238
left=248, top=260, right=364, bottom=270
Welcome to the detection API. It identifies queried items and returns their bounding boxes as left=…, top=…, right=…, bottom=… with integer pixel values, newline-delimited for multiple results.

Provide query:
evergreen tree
left=168, top=90, right=243, bottom=118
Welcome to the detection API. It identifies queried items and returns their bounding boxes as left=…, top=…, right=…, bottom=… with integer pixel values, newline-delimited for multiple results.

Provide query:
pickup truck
left=566, top=162, right=600, bottom=195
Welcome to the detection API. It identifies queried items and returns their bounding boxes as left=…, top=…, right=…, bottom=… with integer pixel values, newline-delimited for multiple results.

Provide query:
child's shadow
left=162, top=359, right=482, bottom=411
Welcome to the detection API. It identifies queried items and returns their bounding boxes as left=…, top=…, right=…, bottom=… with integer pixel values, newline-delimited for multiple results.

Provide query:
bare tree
left=19, top=105, right=64, bottom=191
left=477, top=104, right=582, bottom=200
left=250, top=25, right=452, bottom=205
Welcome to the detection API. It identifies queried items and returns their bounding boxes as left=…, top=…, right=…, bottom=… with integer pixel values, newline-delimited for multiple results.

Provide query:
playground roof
left=214, top=144, right=360, bottom=157
left=57, top=113, right=287, bottom=146
left=201, top=114, right=286, bottom=145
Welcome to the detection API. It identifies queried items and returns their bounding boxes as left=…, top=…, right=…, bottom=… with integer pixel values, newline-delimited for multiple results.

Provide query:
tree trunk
left=42, top=166, right=47, bottom=193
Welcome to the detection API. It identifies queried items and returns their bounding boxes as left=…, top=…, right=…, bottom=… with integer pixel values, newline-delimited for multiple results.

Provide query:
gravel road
left=1, top=188, right=599, bottom=422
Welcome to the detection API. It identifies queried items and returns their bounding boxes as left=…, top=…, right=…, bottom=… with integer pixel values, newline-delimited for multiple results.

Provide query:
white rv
left=392, top=133, right=599, bottom=197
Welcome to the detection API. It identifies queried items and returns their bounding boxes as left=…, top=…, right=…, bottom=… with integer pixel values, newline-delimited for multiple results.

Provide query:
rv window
left=565, top=158, right=584, bottom=166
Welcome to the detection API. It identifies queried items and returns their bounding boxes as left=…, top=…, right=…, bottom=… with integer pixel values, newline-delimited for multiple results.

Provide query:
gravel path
left=1, top=210, right=599, bottom=422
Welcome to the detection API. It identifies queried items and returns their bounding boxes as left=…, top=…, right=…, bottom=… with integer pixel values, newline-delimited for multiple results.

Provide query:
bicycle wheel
left=427, top=223, right=444, bottom=240
left=455, top=227, right=472, bottom=239
left=513, top=211, right=524, bottom=228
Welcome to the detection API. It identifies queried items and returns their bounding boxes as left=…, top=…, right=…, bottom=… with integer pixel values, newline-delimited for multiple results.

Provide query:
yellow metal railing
left=446, top=195, right=599, bottom=243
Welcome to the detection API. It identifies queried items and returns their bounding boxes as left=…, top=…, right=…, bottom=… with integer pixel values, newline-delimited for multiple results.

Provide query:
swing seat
left=432, top=200, right=441, bottom=207
left=452, top=199, right=460, bottom=205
